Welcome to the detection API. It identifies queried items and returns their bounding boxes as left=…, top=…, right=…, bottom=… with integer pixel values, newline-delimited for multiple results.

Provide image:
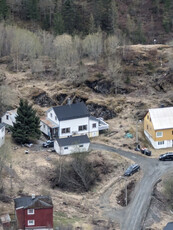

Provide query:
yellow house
left=144, top=107, right=173, bottom=149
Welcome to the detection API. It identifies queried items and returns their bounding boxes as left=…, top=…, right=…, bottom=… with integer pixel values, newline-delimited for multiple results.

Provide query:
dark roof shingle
left=14, top=196, right=53, bottom=209
left=56, top=135, right=90, bottom=147
left=53, top=102, right=90, bottom=121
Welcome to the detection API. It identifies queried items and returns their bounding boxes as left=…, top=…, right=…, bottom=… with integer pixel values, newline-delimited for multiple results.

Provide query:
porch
left=97, top=117, right=109, bottom=131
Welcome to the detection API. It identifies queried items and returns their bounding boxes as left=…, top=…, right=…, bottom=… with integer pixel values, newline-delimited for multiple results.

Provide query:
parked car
left=159, top=152, right=173, bottom=161
left=135, top=144, right=151, bottom=156
left=124, top=164, right=140, bottom=176
left=42, top=140, right=54, bottom=148
left=140, top=147, right=151, bottom=156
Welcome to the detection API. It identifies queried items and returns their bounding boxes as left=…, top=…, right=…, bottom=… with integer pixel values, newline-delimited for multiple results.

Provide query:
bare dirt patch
left=116, top=180, right=136, bottom=207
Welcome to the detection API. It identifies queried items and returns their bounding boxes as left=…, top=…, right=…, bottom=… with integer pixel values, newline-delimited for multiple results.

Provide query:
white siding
left=89, top=119, right=99, bottom=137
left=144, top=130, right=172, bottom=149
left=59, top=117, right=89, bottom=138
left=40, top=121, right=50, bottom=136
left=1, top=112, right=16, bottom=126
left=47, top=109, right=59, bottom=125
left=0, top=126, right=5, bottom=147
left=54, top=141, right=90, bottom=155
left=54, top=140, right=61, bottom=153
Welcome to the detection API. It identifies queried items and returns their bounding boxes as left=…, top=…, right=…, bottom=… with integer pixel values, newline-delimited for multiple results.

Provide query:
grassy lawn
left=54, top=211, right=81, bottom=228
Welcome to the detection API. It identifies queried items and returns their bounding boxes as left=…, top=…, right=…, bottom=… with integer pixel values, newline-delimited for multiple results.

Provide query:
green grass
left=54, top=211, right=81, bottom=228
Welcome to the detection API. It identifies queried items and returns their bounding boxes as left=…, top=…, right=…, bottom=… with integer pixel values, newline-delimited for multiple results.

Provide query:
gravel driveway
left=90, top=143, right=173, bottom=230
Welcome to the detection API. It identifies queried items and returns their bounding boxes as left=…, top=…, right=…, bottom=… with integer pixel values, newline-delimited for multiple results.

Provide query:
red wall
left=16, top=209, right=25, bottom=229
left=25, top=208, right=53, bottom=228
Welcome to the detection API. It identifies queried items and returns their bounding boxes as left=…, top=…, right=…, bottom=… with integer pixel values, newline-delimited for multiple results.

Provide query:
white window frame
left=6, top=115, right=9, bottom=120
left=158, top=141, right=164, bottom=145
left=156, top=131, right=163, bottom=137
left=78, top=125, right=87, bottom=131
left=28, top=220, right=35, bottom=226
left=61, top=128, right=70, bottom=134
left=92, top=123, right=96, bottom=128
left=27, top=209, right=35, bottom=215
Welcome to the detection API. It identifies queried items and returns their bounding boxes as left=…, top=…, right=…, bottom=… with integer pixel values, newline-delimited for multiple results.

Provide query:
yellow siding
left=144, top=111, right=173, bottom=141
left=155, top=129, right=173, bottom=141
left=144, top=112, right=155, bottom=138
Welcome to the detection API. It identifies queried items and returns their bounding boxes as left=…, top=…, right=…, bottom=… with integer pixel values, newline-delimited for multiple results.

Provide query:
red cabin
left=14, top=195, right=53, bottom=230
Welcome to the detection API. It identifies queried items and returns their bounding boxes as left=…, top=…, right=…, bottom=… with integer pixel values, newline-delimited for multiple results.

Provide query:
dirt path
left=90, top=143, right=173, bottom=230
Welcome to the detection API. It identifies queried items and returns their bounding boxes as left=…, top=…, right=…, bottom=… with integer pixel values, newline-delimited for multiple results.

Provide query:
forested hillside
left=0, top=0, right=173, bottom=43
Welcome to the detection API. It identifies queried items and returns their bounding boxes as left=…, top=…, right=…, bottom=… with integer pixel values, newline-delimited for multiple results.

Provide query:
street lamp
left=136, top=120, right=142, bottom=145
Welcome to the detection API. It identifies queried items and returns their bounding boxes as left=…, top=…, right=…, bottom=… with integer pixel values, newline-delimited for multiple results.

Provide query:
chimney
left=67, top=98, right=71, bottom=106
left=32, top=194, right=35, bottom=199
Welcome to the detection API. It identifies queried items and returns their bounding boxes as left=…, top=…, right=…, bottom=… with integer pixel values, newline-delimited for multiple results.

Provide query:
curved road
left=90, top=143, right=173, bottom=230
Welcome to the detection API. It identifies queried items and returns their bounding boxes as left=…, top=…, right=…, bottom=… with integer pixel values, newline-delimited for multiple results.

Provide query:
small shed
left=54, top=135, right=90, bottom=155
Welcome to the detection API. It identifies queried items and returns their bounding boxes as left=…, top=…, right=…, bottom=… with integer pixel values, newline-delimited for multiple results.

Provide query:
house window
left=28, top=220, right=35, bottom=226
left=172, top=131, right=173, bottom=135
left=158, top=141, right=164, bottom=145
left=6, top=115, right=9, bottom=120
left=147, top=125, right=148, bottom=130
left=78, top=125, right=87, bottom=131
left=156, top=131, right=163, bottom=137
left=50, top=113, right=52, bottom=118
left=27, top=209, right=34, bottom=215
left=43, top=124, right=45, bottom=129
left=92, top=123, right=96, bottom=128
left=79, top=144, right=83, bottom=147
left=1, top=127, right=4, bottom=132
left=61, top=128, right=70, bottom=134
left=55, top=116, right=57, bottom=121
left=147, top=115, right=149, bottom=119
left=150, top=118, right=151, bottom=122
left=64, top=147, right=68, bottom=150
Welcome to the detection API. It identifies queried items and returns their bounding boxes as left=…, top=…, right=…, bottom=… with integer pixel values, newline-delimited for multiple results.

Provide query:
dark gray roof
left=56, top=135, right=90, bottom=147
left=14, top=196, right=53, bottom=209
left=164, top=222, right=173, bottom=230
left=0, top=123, right=5, bottom=129
left=53, top=102, right=90, bottom=121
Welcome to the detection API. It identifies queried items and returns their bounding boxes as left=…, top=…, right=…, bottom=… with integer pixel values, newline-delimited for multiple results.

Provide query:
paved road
left=90, top=143, right=173, bottom=230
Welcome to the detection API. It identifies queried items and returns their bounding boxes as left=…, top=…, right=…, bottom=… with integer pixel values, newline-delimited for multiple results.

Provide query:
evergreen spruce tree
left=53, top=12, right=64, bottom=35
left=12, top=99, right=41, bottom=144
left=62, top=0, right=76, bottom=34
left=0, top=0, right=8, bottom=21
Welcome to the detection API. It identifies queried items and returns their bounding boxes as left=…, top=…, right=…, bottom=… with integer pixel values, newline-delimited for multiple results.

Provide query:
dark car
left=140, top=148, right=151, bottom=156
left=135, top=144, right=151, bottom=156
left=42, top=140, right=54, bottom=148
left=159, top=152, right=173, bottom=161
left=124, top=164, right=140, bottom=176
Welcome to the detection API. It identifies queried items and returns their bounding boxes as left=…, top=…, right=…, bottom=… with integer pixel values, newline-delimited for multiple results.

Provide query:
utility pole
left=136, top=120, right=142, bottom=144
left=125, top=183, right=127, bottom=206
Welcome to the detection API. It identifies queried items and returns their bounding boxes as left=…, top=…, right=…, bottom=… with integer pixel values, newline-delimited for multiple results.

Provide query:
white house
left=54, top=135, right=90, bottom=155
left=0, top=124, right=5, bottom=147
left=40, top=102, right=109, bottom=139
left=1, top=109, right=17, bottom=127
